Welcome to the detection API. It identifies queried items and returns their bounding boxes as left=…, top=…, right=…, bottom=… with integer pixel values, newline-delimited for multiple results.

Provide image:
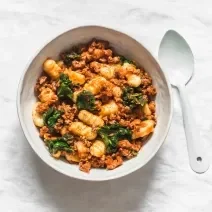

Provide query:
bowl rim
left=17, top=25, right=173, bottom=181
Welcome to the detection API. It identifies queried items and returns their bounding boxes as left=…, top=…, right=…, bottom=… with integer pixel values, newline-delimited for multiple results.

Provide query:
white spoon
left=158, top=30, right=209, bottom=173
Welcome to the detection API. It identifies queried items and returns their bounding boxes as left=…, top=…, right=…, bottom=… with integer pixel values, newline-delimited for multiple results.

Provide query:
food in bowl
left=32, top=39, right=157, bottom=173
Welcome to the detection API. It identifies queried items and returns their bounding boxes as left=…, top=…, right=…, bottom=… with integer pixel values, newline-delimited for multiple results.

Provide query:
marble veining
left=1, top=0, right=212, bottom=211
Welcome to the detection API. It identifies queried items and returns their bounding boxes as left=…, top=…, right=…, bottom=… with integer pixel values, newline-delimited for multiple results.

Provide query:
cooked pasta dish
left=32, top=40, right=157, bottom=173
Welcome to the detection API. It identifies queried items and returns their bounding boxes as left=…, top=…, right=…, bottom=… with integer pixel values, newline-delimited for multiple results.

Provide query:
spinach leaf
left=47, top=135, right=73, bottom=154
left=122, top=87, right=146, bottom=109
left=43, top=107, right=62, bottom=130
left=76, top=90, right=96, bottom=111
left=60, top=50, right=81, bottom=67
left=98, top=124, right=132, bottom=153
left=119, top=56, right=135, bottom=65
left=57, top=73, right=73, bottom=100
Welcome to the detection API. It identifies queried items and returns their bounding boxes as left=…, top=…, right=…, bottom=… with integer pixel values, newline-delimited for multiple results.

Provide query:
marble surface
left=1, top=0, right=212, bottom=211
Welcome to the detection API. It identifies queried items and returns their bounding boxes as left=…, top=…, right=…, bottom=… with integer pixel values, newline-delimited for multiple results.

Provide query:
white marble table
left=1, top=0, right=212, bottom=211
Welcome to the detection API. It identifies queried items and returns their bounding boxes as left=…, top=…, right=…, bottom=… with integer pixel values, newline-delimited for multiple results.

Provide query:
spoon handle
left=177, top=84, right=209, bottom=173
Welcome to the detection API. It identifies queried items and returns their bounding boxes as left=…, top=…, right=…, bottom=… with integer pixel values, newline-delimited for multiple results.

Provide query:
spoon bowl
left=159, top=30, right=194, bottom=86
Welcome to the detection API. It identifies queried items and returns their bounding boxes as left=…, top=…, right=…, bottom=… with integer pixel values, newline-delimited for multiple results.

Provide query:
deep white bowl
left=17, top=26, right=173, bottom=181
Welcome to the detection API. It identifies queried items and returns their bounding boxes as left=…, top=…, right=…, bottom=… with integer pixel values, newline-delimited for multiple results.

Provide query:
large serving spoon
left=158, top=30, right=209, bottom=173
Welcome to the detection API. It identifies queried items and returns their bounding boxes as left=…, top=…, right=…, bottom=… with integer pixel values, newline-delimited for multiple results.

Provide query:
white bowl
left=17, top=26, right=173, bottom=181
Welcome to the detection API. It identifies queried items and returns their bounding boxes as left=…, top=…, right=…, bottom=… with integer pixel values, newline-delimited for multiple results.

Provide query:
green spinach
left=47, top=135, right=73, bottom=154
left=119, top=56, right=135, bottom=65
left=60, top=50, right=81, bottom=67
left=43, top=107, right=62, bottom=130
left=98, top=124, right=132, bottom=153
left=76, top=90, right=96, bottom=111
left=122, top=87, right=146, bottom=109
left=57, top=73, right=73, bottom=100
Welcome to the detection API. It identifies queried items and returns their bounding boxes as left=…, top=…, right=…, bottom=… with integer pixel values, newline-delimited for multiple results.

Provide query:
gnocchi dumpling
left=121, top=62, right=141, bottom=87
left=32, top=102, right=44, bottom=127
left=64, top=68, right=85, bottom=85
left=52, top=151, right=61, bottom=159
left=112, top=86, right=122, bottom=98
left=100, top=64, right=121, bottom=79
left=90, top=61, right=121, bottom=79
left=126, top=74, right=141, bottom=87
left=143, top=103, right=152, bottom=116
left=75, top=141, right=89, bottom=158
left=132, top=120, right=155, bottom=139
left=43, top=59, right=61, bottom=80
left=78, top=110, right=104, bottom=127
left=72, top=90, right=81, bottom=103
left=100, top=100, right=118, bottom=117
left=84, top=76, right=107, bottom=95
left=100, top=65, right=115, bottom=79
left=65, top=152, right=80, bottom=162
left=38, top=87, right=57, bottom=103
left=122, top=62, right=136, bottom=73
left=69, top=122, right=97, bottom=140
left=90, top=140, right=106, bottom=157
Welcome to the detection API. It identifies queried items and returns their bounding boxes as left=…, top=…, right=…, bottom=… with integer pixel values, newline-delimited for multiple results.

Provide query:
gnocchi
left=122, top=62, right=136, bottom=73
left=72, top=90, right=81, bottom=103
left=112, top=86, right=122, bottom=98
left=64, top=68, right=85, bottom=85
left=78, top=110, right=104, bottom=127
left=43, top=59, right=61, bottom=79
left=75, top=141, right=89, bottom=158
left=69, top=122, right=97, bottom=140
left=121, top=62, right=142, bottom=87
left=38, top=87, right=57, bottom=103
left=65, top=152, right=80, bottom=163
left=132, top=120, right=155, bottom=139
left=32, top=102, right=44, bottom=127
left=126, top=74, right=141, bottom=87
left=52, top=151, right=61, bottom=159
left=90, top=61, right=120, bottom=80
left=90, top=140, right=106, bottom=157
left=143, top=103, right=152, bottom=116
left=84, top=76, right=107, bottom=94
left=100, top=101, right=118, bottom=117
